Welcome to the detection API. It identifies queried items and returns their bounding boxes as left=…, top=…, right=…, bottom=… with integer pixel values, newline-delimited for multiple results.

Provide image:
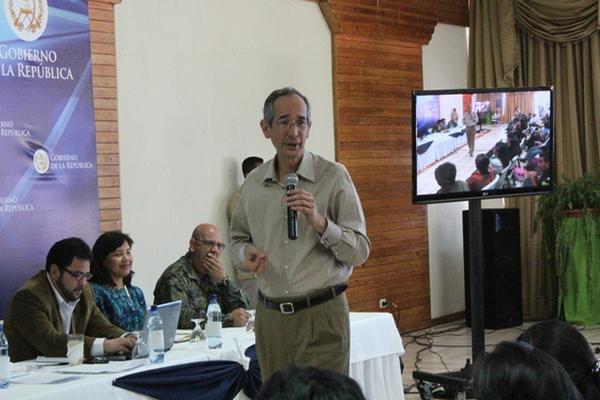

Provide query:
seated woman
left=517, top=320, right=600, bottom=400
left=257, top=364, right=366, bottom=400
left=466, top=154, right=496, bottom=191
left=90, top=232, right=147, bottom=332
left=489, top=142, right=511, bottom=174
left=473, top=341, right=583, bottom=400
left=521, top=160, right=538, bottom=187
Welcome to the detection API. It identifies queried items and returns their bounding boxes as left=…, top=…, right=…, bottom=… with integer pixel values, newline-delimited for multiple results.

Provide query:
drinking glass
left=131, top=331, right=149, bottom=359
left=246, top=310, right=256, bottom=332
left=67, top=334, right=84, bottom=365
left=190, top=318, right=205, bottom=344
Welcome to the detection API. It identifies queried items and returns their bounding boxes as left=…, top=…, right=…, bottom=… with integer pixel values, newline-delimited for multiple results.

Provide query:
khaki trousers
left=467, top=125, right=476, bottom=155
left=255, top=292, right=349, bottom=381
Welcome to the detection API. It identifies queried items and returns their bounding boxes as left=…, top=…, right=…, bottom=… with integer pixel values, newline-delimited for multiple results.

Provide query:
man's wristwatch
left=219, top=276, right=231, bottom=287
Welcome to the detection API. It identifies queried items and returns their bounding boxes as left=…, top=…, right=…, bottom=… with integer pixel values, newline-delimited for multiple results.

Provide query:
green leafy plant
left=534, top=174, right=600, bottom=233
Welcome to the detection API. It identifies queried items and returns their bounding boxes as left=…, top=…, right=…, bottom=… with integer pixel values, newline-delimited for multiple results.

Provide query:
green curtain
left=557, top=215, right=600, bottom=324
left=468, top=0, right=600, bottom=319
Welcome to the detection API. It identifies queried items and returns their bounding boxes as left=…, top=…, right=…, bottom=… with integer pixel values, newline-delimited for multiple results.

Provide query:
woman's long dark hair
left=473, top=341, right=583, bottom=400
left=518, top=320, right=600, bottom=400
left=90, top=231, right=134, bottom=287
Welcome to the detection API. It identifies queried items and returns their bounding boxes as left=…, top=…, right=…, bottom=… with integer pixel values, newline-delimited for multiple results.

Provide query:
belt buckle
left=279, top=302, right=294, bottom=314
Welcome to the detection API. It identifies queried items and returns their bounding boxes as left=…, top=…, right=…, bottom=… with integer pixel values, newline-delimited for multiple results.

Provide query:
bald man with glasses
left=153, top=223, right=250, bottom=329
left=5, top=237, right=135, bottom=362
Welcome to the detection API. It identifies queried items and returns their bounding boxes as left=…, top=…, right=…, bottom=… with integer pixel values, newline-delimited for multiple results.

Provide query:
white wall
left=422, top=24, right=503, bottom=319
left=439, top=94, right=462, bottom=122
left=114, top=0, right=334, bottom=304
left=115, top=7, right=500, bottom=319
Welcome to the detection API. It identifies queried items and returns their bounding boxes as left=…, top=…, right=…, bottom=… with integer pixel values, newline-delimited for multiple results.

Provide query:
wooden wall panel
left=434, top=0, right=469, bottom=27
left=89, top=0, right=121, bottom=232
left=318, top=0, right=468, bottom=29
left=322, top=0, right=468, bottom=332
left=334, top=34, right=431, bottom=333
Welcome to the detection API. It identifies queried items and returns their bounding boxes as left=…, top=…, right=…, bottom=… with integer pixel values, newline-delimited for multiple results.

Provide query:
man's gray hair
left=263, top=87, right=311, bottom=127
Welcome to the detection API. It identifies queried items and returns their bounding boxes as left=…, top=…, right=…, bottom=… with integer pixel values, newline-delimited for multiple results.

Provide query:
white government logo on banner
left=4, top=0, right=48, bottom=42
left=33, top=148, right=49, bottom=174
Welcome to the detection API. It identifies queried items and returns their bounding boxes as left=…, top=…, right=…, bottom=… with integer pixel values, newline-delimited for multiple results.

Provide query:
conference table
left=5, top=312, right=405, bottom=400
left=416, top=125, right=467, bottom=172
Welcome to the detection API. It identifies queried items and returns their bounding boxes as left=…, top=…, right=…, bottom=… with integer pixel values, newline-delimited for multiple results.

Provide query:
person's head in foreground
left=434, top=162, right=457, bottom=191
left=473, top=341, right=583, bottom=400
left=256, top=364, right=366, bottom=400
left=518, top=319, right=600, bottom=400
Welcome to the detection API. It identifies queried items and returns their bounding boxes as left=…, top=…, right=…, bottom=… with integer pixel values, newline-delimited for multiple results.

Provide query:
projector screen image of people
left=412, top=86, right=554, bottom=204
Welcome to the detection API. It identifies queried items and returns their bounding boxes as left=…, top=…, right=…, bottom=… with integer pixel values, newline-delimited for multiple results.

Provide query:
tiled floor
left=400, top=320, right=600, bottom=399
left=417, top=125, right=507, bottom=194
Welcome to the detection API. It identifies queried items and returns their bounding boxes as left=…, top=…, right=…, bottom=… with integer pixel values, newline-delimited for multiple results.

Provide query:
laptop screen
left=141, top=300, right=182, bottom=351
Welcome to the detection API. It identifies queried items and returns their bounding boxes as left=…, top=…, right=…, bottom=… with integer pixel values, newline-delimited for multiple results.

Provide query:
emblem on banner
left=4, top=0, right=48, bottom=42
left=33, top=149, right=49, bottom=174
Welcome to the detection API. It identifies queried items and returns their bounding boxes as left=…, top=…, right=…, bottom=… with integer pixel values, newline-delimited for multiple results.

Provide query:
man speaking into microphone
left=230, top=87, right=370, bottom=380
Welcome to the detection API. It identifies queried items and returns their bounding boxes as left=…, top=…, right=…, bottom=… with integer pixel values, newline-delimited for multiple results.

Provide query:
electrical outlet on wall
left=379, top=298, right=389, bottom=309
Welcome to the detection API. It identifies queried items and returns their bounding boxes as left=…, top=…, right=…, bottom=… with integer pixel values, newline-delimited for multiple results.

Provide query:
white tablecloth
left=4, top=312, right=405, bottom=400
left=417, top=126, right=467, bottom=172
left=349, top=312, right=405, bottom=400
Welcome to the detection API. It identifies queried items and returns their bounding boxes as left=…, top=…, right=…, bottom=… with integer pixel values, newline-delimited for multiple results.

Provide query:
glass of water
left=67, top=334, right=84, bottom=365
left=190, top=318, right=205, bottom=344
left=131, top=331, right=149, bottom=359
left=246, top=310, right=256, bottom=332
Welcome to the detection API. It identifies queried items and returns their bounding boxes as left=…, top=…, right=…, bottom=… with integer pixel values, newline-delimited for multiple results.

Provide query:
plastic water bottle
left=0, top=321, right=9, bottom=389
left=146, top=305, right=164, bottom=364
left=206, top=294, right=223, bottom=349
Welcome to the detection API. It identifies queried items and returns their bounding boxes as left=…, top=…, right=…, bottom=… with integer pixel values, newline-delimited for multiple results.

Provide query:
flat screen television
left=412, top=86, right=554, bottom=204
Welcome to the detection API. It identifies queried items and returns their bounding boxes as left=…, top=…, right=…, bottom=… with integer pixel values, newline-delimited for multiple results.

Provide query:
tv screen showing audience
left=412, top=86, right=554, bottom=204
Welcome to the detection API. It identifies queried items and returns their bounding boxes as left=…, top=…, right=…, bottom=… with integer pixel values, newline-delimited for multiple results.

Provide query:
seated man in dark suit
left=432, top=118, right=448, bottom=133
left=5, top=237, right=136, bottom=362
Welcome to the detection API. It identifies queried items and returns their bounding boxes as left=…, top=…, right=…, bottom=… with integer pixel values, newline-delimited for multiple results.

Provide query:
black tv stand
left=412, top=199, right=485, bottom=400
left=414, top=359, right=473, bottom=399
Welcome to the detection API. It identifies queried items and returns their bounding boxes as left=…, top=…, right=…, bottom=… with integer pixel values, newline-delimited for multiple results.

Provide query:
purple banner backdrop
left=0, top=0, right=99, bottom=319
left=415, top=95, right=440, bottom=137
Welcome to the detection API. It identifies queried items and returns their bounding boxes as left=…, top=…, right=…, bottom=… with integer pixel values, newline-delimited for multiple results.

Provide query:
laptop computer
left=141, top=300, right=182, bottom=351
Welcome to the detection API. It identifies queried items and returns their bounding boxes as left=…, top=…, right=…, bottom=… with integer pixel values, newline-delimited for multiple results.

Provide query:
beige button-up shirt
left=230, top=151, right=370, bottom=299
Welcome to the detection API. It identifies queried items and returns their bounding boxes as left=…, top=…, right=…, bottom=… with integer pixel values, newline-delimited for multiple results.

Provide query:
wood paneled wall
left=90, top=0, right=468, bottom=333
left=90, top=0, right=121, bottom=232
left=320, top=0, right=468, bottom=332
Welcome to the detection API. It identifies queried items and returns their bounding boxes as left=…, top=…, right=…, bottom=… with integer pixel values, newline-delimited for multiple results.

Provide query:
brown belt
left=258, top=284, right=348, bottom=315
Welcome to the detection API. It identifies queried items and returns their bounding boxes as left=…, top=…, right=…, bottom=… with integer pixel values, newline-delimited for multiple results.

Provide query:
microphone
left=286, top=173, right=299, bottom=240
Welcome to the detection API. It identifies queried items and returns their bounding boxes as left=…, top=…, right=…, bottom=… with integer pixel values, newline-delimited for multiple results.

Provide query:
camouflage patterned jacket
left=153, top=253, right=249, bottom=329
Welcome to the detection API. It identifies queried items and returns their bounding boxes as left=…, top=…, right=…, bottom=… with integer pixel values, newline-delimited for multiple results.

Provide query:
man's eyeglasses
left=276, top=118, right=309, bottom=131
left=193, top=237, right=226, bottom=251
left=63, top=269, right=93, bottom=281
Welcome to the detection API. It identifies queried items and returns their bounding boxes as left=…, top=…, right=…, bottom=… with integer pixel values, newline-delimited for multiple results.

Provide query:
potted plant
left=534, top=174, right=600, bottom=324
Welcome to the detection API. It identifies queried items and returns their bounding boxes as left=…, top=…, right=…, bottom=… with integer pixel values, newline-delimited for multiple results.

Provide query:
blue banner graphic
left=0, top=0, right=99, bottom=319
